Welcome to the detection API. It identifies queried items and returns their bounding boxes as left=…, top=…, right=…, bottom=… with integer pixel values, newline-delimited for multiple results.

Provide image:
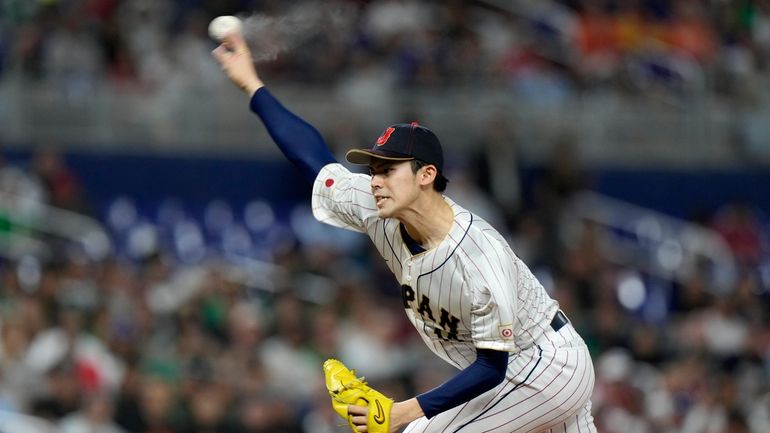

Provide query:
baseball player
left=213, top=33, right=597, bottom=433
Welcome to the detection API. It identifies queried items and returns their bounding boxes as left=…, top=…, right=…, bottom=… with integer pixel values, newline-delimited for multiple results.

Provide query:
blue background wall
left=4, top=150, right=770, bottom=221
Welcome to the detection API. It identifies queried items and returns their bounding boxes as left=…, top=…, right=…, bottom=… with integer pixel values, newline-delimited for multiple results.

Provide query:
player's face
left=368, top=160, right=421, bottom=219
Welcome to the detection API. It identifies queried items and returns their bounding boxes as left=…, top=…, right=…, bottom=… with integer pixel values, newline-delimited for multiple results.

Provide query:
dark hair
left=411, top=160, right=448, bottom=192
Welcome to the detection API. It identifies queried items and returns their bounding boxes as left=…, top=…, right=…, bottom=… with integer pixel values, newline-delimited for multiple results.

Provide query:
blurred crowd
left=1, top=0, right=770, bottom=103
left=1, top=1, right=770, bottom=433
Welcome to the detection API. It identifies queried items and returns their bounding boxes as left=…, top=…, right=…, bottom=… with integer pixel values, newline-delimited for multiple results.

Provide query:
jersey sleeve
left=311, top=163, right=378, bottom=233
left=467, top=249, right=520, bottom=352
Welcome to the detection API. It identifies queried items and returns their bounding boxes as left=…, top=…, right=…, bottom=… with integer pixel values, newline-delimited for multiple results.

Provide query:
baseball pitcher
left=213, top=32, right=597, bottom=433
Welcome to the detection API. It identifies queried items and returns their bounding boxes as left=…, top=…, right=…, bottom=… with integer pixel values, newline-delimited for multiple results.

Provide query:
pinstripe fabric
left=404, top=324, right=596, bottom=433
left=311, top=164, right=596, bottom=432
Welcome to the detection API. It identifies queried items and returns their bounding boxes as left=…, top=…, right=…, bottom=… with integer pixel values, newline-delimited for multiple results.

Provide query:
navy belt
left=550, top=310, right=569, bottom=332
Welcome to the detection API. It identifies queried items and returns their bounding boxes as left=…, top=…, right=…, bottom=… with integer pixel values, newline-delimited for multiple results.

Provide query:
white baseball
left=208, top=15, right=243, bottom=41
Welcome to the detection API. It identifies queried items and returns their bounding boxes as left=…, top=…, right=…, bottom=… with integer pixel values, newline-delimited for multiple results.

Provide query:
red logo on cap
left=325, top=178, right=334, bottom=187
left=375, top=127, right=395, bottom=146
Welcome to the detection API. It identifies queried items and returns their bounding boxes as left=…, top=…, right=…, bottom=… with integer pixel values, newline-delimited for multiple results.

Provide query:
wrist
left=244, top=79, right=264, bottom=97
left=391, top=398, right=424, bottom=429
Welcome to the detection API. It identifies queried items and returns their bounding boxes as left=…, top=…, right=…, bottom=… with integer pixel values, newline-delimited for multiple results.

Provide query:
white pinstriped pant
left=404, top=323, right=597, bottom=433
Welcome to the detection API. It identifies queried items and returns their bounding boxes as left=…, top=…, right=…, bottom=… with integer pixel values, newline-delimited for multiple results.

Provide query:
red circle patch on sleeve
left=325, top=178, right=334, bottom=187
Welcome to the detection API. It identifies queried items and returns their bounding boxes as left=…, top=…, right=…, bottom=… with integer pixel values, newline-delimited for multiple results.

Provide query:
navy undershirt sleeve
left=416, top=349, right=509, bottom=419
left=249, top=87, right=337, bottom=182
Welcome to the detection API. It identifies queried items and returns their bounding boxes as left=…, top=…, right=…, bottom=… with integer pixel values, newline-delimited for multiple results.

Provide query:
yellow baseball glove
left=323, top=359, right=393, bottom=433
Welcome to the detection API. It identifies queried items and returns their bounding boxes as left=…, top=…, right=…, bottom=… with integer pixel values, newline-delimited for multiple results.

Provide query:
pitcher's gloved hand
left=323, top=359, right=393, bottom=433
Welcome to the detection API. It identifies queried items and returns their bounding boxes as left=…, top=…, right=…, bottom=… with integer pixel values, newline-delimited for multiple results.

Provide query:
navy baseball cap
left=345, top=122, right=444, bottom=173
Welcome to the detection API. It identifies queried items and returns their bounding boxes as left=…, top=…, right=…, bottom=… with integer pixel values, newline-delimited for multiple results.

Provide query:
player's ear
left=418, top=164, right=438, bottom=186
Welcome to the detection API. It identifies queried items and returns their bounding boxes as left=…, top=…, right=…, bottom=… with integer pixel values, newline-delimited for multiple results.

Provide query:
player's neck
left=399, top=193, right=454, bottom=250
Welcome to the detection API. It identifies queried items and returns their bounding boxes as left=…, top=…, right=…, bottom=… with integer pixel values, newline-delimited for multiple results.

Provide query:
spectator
left=31, top=148, right=89, bottom=214
left=58, top=393, right=125, bottom=433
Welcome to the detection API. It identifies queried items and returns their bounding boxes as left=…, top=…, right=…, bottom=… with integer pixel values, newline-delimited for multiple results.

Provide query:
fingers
left=348, top=404, right=367, bottom=416
left=222, top=31, right=249, bottom=54
left=211, top=44, right=250, bottom=73
left=211, top=29, right=250, bottom=64
left=212, top=43, right=249, bottom=62
left=211, top=44, right=229, bottom=65
left=350, top=414, right=367, bottom=423
left=348, top=404, right=368, bottom=431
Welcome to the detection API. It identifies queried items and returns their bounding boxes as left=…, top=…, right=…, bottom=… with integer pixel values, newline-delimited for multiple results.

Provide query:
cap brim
left=345, top=149, right=414, bottom=165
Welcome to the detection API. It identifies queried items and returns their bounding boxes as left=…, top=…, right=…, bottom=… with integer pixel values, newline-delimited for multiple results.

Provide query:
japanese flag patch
left=499, top=324, right=514, bottom=340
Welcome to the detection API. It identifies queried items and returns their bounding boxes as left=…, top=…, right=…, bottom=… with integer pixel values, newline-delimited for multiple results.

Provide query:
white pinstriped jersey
left=312, top=163, right=559, bottom=369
